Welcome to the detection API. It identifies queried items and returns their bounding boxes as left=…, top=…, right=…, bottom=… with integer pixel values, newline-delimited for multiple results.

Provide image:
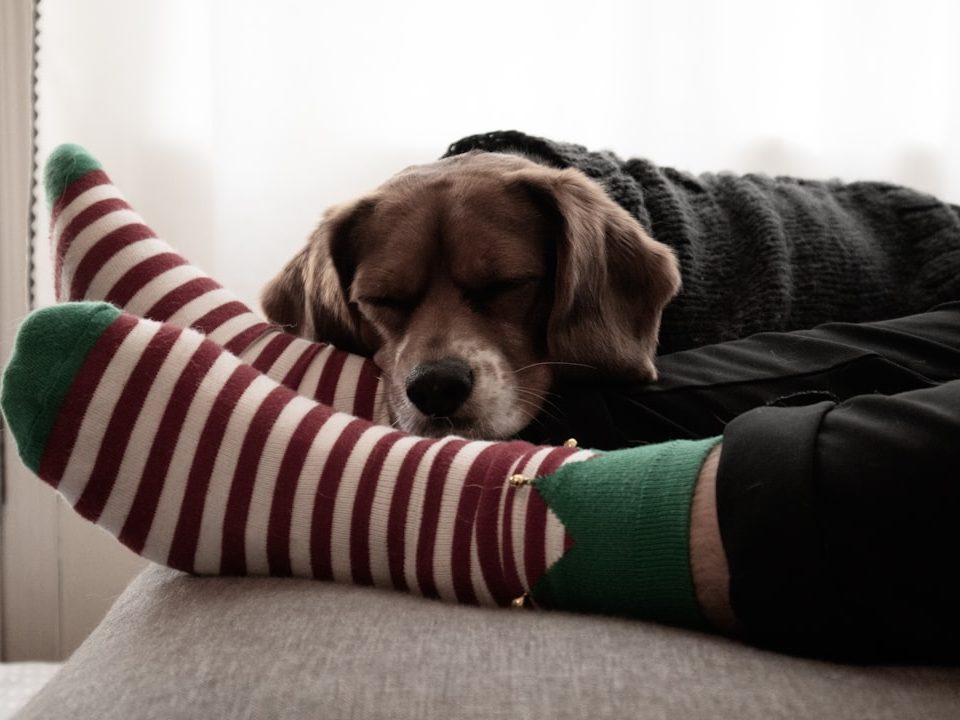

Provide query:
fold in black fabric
left=518, top=301, right=960, bottom=450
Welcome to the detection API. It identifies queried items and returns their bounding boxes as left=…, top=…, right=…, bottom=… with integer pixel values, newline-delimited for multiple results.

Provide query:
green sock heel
left=533, top=437, right=721, bottom=626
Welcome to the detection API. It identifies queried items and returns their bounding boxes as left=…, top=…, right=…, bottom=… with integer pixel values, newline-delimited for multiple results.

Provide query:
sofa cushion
left=19, top=565, right=960, bottom=719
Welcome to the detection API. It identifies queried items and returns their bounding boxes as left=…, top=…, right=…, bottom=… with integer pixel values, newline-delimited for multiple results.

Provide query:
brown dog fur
left=262, top=152, right=681, bottom=438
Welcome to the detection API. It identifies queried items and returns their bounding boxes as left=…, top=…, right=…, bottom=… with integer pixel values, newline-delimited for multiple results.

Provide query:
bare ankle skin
left=690, top=444, right=740, bottom=634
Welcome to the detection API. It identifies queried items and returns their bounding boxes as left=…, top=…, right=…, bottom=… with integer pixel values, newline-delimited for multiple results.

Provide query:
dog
left=262, top=151, right=681, bottom=439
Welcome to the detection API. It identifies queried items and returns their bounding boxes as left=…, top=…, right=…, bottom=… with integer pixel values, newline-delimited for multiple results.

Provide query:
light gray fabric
left=20, top=565, right=960, bottom=719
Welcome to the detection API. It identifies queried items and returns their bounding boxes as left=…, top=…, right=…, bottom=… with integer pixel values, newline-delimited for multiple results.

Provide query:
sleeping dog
left=262, top=131, right=960, bottom=439
left=262, top=151, right=678, bottom=438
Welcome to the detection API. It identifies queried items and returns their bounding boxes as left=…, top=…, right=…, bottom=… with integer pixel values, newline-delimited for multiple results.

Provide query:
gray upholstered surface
left=20, top=565, right=960, bottom=719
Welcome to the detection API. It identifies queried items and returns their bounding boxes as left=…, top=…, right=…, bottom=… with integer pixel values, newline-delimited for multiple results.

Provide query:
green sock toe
left=1, top=302, right=121, bottom=473
left=45, top=143, right=103, bottom=206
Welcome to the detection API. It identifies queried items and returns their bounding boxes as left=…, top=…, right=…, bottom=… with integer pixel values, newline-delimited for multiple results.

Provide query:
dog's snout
left=405, top=359, right=474, bottom=418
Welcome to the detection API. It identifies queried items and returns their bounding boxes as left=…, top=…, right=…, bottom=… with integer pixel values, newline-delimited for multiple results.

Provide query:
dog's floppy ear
left=512, top=167, right=681, bottom=381
left=261, top=244, right=311, bottom=335
left=261, top=199, right=380, bottom=356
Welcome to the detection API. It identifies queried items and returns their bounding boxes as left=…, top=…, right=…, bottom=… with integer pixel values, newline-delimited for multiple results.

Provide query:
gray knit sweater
left=444, top=131, right=960, bottom=354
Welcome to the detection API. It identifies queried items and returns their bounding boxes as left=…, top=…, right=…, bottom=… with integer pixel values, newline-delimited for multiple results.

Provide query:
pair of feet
left=0, top=144, right=721, bottom=627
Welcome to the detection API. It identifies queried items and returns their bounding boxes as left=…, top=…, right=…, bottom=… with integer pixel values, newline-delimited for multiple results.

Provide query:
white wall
left=11, top=0, right=960, bottom=659
left=34, top=0, right=960, bottom=308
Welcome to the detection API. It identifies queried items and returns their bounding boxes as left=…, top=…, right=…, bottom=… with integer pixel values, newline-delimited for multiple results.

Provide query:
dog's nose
left=405, top=359, right=474, bottom=418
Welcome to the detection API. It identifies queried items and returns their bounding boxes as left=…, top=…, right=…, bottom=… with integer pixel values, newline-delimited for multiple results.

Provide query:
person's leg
left=45, top=144, right=387, bottom=423
left=520, top=301, right=960, bottom=448
left=11, top=302, right=960, bottom=659
left=716, top=376, right=960, bottom=661
left=1, top=302, right=719, bottom=627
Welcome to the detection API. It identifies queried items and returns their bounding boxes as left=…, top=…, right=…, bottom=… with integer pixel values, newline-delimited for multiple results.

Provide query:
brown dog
left=262, top=151, right=680, bottom=439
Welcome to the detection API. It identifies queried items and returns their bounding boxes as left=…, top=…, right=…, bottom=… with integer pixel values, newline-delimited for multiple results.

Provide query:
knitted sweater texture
left=444, top=131, right=960, bottom=354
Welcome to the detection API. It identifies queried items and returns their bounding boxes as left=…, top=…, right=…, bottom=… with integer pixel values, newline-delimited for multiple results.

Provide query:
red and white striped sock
left=3, top=303, right=593, bottom=605
left=47, top=147, right=387, bottom=423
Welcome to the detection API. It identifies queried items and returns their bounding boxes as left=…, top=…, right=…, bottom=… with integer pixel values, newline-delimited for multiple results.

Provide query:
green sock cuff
left=45, top=143, right=103, bottom=206
left=532, top=437, right=721, bottom=627
left=1, top=302, right=121, bottom=472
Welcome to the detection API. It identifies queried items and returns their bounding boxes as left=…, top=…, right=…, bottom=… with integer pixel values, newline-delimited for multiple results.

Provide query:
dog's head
left=262, top=152, right=680, bottom=438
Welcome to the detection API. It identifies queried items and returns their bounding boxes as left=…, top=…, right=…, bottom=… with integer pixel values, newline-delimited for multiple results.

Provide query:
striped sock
left=1, top=303, right=592, bottom=606
left=45, top=144, right=387, bottom=423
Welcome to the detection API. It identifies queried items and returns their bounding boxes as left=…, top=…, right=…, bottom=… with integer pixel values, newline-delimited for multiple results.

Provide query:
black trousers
left=519, top=301, right=960, bottom=661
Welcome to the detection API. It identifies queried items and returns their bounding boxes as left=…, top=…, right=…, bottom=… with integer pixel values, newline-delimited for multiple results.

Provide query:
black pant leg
left=718, top=378, right=960, bottom=661
left=520, top=301, right=960, bottom=449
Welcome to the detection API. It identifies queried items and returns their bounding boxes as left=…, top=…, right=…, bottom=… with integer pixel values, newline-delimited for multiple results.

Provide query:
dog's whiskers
left=512, top=403, right=545, bottom=430
left=514, top=385, right=563, bottom=417
left=512, top=360, right=597, bottom=374
left=514, top=395, right=560, bottom=425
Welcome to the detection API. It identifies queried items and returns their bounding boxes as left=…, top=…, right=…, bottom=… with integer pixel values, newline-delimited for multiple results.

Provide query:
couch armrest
left=19, top=565, right=960, bottom=719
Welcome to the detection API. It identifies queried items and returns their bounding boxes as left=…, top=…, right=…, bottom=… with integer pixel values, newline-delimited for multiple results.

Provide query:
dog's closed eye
left=355, top=296, right=418, bottom=338
left=463, top=277, right=539, bottom=313
left=360, top=295, right=417, bottom=312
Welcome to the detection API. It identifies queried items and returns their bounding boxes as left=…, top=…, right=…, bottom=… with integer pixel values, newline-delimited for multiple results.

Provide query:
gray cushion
left=19, top=565, right=960, bottom=719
